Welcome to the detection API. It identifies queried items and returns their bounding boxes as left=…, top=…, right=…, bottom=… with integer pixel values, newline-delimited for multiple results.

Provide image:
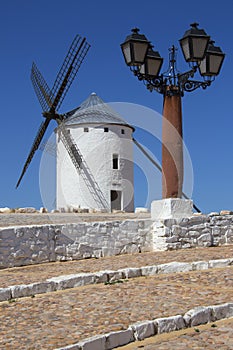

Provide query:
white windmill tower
left=56, top=92, right=134, bottom=212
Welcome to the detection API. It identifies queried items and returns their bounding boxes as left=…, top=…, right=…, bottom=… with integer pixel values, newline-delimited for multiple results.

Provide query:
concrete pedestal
left=151, top=198, right=193, bottom=220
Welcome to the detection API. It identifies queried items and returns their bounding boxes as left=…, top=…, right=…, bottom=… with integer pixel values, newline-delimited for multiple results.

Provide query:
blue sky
left=0, top=0, right=232, bottom=214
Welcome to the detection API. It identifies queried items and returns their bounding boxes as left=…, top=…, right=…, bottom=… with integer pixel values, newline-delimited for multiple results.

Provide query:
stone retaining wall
left=0, top=213, right=233, bottom=269
left=152, top=214, right=233, bottom=250
left=0, top=219, right=152, bottom=269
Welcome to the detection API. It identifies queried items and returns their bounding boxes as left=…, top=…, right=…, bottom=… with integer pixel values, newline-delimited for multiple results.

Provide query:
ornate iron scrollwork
left=129, top=47, right=213, bottom=96
left=182, top=80, right=211, bottom=92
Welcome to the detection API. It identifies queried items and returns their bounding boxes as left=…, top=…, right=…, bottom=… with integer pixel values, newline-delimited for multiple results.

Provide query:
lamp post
left=121, top=23, right=225, bottom=200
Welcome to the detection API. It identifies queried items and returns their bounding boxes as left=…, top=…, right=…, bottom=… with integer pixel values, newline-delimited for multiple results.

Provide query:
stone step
left=55, top=302, right=233, bottom=350
left=0, top=257, right=232, bottom=302
left=1, top=266, right=233, bottom=349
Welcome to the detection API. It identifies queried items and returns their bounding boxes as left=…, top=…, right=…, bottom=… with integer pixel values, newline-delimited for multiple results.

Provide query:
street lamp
left=121, top=23, right=225, bottom=200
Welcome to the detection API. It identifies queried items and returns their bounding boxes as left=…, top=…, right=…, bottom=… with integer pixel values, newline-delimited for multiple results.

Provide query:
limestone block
left=166, top=236, right=178, bottom=243
left=152, top=225, right=170, bottom=237
left=141, top=265, right=158, bottom=276
left=120, top=244, right=139, bottom=254
left=188, top=215, right=208, bottom=225
left=192, top=261, right=209, bottom=271
left=184, top=306, right=213, bottom=326
left=208, top=212, right=220, bottom=217
left=106, top=270, right=124, bottom=282
left=92, top=249, right=103, bottom=258
left=135, top=207, right=149, bottom=213
left=0, top=288, right=11, bottom=302
left=187, top=230, right=201, bottom=238
left=151, top=198, right=193, bottom=220
left=15, top=207, right=38, bottom=213
left=118, top=267, right=142, bottom=279
left=78, top=334, right=106, bottom=350
left=211, top=303, right=233, bottom=321
left=55, top=245, right=67, bottom=255
left=105, top=329, right=134, bottom=349
left=225, top=229, right=233, bottom=243
left=11, top=281, right=55, bottom=298
left=154, top=315, right=185, bottom=334
left=47, top=273, right=96, bottom=290
left=197, top=233, right=212, bottom=246
left=157, top=262, right=192, bottom=274
left=208, top=259, right=232, bottom=269
left=166, top=242, right=182, bottom=250
left=0, top=207, right=12, bottom=213
left=39, top=207, right=48, bottom=213
left=56, top=344, right=80, bottom=350
left=162, top=218, right=177, bottom=227
left=220, top=210, right=233, bottom=215
left=152, top=240, right=169, bottom=251
left=94, top=271, right=109, bottom=284
left=102, top=247, right=121, bottom=257
left=130, top=320, right=156, bottom=340
left=171, top=225, right=182, bottom=236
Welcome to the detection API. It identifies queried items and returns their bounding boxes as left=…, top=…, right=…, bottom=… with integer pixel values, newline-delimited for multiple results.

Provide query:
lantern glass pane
left=146, top=58, right=162, bottom=76
left=180, top=38, right=190, bottom=61
left=133, top=42, right=148, bottom=64
left=140, top=64, right=146, bottom=75
left=209, top=55, right=224, bottom=75
left=122, top=42, right=132, bottom=65
left=199, top=57, right=207, bottom=75
left=192, top=37, right=209, bottom=60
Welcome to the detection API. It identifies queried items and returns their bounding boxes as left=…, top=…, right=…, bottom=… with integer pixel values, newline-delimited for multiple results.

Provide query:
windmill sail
left=49, top=35, right=90, bottom=112
left=31, top=62, right=53, bottom=111
left=16, top=34, right=90, bottom=188
left=16, top=118, right=50, bottom=188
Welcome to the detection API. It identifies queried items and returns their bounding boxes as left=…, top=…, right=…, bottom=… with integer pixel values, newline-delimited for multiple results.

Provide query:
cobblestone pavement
left=0, top=260, right=233, bottom=349
left=119, top=317, right=233, bottom=349
left=0, top=245, right=233, bottom=287
left=0, top=212, right=150, bottom=227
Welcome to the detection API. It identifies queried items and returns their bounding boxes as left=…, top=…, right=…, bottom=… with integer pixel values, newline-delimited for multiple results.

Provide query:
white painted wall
left=56, top=123, right=134, bottom=212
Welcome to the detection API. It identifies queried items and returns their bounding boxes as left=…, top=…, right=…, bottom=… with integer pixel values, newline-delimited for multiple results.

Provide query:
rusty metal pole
left=162, top=86, right=183, bottom=198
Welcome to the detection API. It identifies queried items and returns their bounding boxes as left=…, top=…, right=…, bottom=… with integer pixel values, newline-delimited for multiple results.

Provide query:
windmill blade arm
left=31, top=62, right=53, bottom=112
left=16, top=118, right=51, bottom=188
left=50, top=36, right=90, bottom=111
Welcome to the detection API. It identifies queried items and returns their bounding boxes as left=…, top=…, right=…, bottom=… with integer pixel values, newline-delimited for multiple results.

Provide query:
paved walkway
left=0, top=245, right=233, bottom=349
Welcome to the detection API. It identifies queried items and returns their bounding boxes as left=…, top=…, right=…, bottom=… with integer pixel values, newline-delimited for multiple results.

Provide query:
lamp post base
left=151, top=198, right=193, bottom=220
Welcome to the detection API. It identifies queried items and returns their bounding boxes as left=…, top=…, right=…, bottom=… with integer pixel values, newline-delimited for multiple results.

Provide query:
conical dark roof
left=64, top=92, right=133, bottom=129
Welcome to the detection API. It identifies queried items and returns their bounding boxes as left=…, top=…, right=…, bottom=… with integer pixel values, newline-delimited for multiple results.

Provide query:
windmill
left=16, top=34, right=91, bottom=189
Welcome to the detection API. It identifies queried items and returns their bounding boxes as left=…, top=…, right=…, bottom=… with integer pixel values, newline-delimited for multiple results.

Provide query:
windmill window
left=121, top=129, right=125, bottom=134
left=104, top=127, right=109, bottom=132
left=84, top=127, right=89, bottom=132
left=112, top=154, right=119, bottom=169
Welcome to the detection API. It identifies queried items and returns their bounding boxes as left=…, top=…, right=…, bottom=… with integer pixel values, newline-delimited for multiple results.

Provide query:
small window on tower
left=121, top=129, right=125, bottom=134
left=112, top=154, right=119, bottom=169
left=104, top=127, right=109, bottom=132
left=84, top=127, right=89, bottom=132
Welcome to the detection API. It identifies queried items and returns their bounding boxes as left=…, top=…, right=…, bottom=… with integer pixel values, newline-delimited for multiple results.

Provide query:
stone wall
left=0, top=219, right=152, bottom=269
left=1, top=213, right=233, bottom=269
left=152, top=213, right=233, bottom=250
